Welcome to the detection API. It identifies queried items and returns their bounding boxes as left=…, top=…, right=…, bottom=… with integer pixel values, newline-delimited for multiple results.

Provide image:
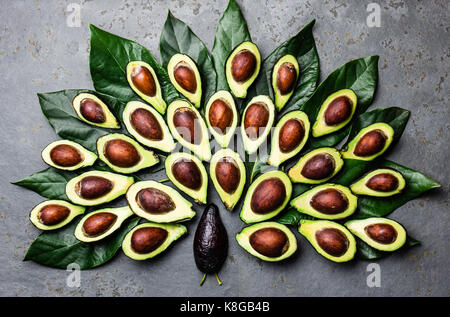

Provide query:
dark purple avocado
left=193, top=203, right=228, bottom=285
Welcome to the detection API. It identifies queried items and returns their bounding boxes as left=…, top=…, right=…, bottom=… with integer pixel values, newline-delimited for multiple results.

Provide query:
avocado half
left=345, top=217, right=407, bottom=252
left=167, top=99, right=212, bottom=161
left=205, top=90, right=238, bottom=148
left=165, top=152, right=208, bottom=204
left=167, top=54, right=202, bottom=108
left=350, top=168, right=406, bottom=197
left=74, top=206, right=133, bottom=243
left=66, top=171, right=134, bottom=206
left=271, top=54, right=300, bottom=111
left=240, top=170, right=292, bottom=224
left=288, top=147, right=344, bottom=184
left=122, top=101, right=176, bottom=152
left=268, top=110, right=310, bottom=167
left=126, top=61, right=167, bottom=114
left=236, top=222, right=297, bottom=262
left=126, top=180, right=196, bottom=223
left=225, top=41, right=261, bottom=98
left=241, top=95, right=276, bottom=155
left=41, top=140, right=97, bottom=171
left=341, top=122, right=394, bottom=161
left=122, top=222, right=187, bottom=260
left=291, top=184, right=357, bottom=220
left=210, top=149, right=246, bottom=211
left=72, top=93, right=120, bottom=129
left=97, top=133, right=159, bottom=174
left=29, top=200, right=85, bottom=230
left=312, top=89, right=357, bottom=137
left=299, top=219, right=356, bottom=263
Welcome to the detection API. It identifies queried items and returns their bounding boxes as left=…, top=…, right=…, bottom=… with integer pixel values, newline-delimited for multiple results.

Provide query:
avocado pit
left=276, top=62, right=296, bottom=95
left=104, top=139, right=141, bottom=168
left=250, top=178, right=286, bottom=214
left=324, top=96, right=352, bottom=125
left=215, top=157, right=241, bottom=194
left=76, top=176, right=113, bottom=200
left=364, top=223, right=398, bottom=244
left=173, top=62, right=197, bottom=93
left=279, top=119, right=304, bottom=153
left=131, top=65, right=157, bottom=97
left=82, top=212, right=117, bottom=237
left=173, top=107, right=202, bottom=145
left=366, top=173, right=399, bottom=192
left=354, top=129, right=387, bottom=157
left=249, top=227, right=289, bottom=258
left=50, top=144, right=83, bottom=167
left=38, top=204, right=71, bottom=226
left=131, top=227, right=168, bottom=254
left=310, top=188, right=348, bottom=214
left=208, top=98, right=233, bottom=134
left=136, top=188, right=175, bottom=214
left=301, top=154, right=335, bottom=180
left=80, top=98, right=106, bottom=123
left=130, top=108, right=163, bottom=141
left=315, top=227, right=349, bottom=257
left=231, top=49, right=257, bottom=82
left=244, top=102, right=269, bottom=140
left=171, top=158, right=202, bottom=190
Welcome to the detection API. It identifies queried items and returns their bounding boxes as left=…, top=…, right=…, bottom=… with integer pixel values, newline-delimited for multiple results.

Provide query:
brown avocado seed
left=364, top=223, right=398, bottom=244
left=131, top=65, right=157, bottom=97
left=80, top=98, right=106, bottom=123
left=366, top=173, right=399, bottom=192
left=82, top=212, right=117, bottom=237
left=301, top=154, right=335, bottom=180
left=38, top=204, right=71, bottom=226
left=131, top=227, right=168, bottom=254
left=173, top=107, right=203, bottom=145
left=315, top=228, right=349, bottom=257
left=76, top=176, right=113, bottom=200
left=173, top=62, right=197, bottom=93
left=50, top=144, right=83, bottom=167
left=130, top=108, right=163, bottom=141
left=276, top=62, right=297, bottom=95
left=171, top=158, right=202, bottom=190
left=215, top=157, right=241, bottom=194
left=353, top=129, right=387, bottom=157
left=208, top=99, right=233, bottom=134
left=244, top=102, right=269, bottom=140
left=324, top=96, right=353, bottom=126
left=278, top=119, right=304, bottom=153
left=249, top=227, right=289, bottom=258
left=250, top=178, right=286, bottom=214
left=136, top=188, right=176, bottom=214
left=104, top=139, right=140, bottom=168
left=310, top=188, right=348, bottom=214
left=231, top=49, right=257, bottom=82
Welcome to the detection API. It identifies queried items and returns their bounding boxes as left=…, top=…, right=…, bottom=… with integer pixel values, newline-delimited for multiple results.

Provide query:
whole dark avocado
left=193, top=203, right=228, bottom=286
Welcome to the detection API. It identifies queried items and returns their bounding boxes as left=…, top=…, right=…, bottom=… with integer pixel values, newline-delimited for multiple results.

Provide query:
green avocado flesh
left=41, top=140, right=97, bottom=171
left=350, top=168, right=406, bottom=197
left=271, top=54, right=300, bottom=111
left=345, top=217, right=406, bottom=251
left=299, top=219, right=356, bottom=263
left=30, top=200, right=85, bottom=230
left=72, top=93, right=120, bottom=129
left=236, top=222, right=297, bottom=262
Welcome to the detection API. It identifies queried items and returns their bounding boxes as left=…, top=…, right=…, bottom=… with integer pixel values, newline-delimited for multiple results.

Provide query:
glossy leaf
left=275, top=207, right=315, bottom=225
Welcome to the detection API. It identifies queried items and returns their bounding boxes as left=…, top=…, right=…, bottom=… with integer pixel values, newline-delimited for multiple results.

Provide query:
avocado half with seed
left=66, top=170, right=134, bottom=206
left=341, top=122, right=394, bottom=161
left=312, top=89, right=357, bottom=137
left=345, top=217, right=407, bottom=252
left=122, top=101, right=176, bottom=152
left=210, top=149, right=246, bottom=211
left=41, top=140, right=97, bottom=171
left=165, top=152, right=208, bottom=204
left=225, top=41, right=261, bottom=98
left=167, top=99, right=212, bottom=161
left=122, top=222, right=187, bottom=260
left=268, top=110, right=310, bottom=167
left=271, top=54, right=300, bottom=111
left=240, top=170, right=292, bottom=224
left=72, top=93, right=120, bottom=129
left=97, top=133, right=159, bottom=174
left=74, top=206, right=134, bottom=243
left=299, top=219, right=356, bottom=263
left=241, top=95, right=275, bottom=155
left=350, top=168, right=406, bottom=197
left=167, top=54, right=202, bottom=108
left=288, top=147, right=344, bottom=184
left=126, top=180, right=196, bottom=223
left=236, top=222, right=297, bottom=262
left=205, top=90, right=238, bottom=148
left=291, top=184, right=357, bottom=220
left=29, top=200, right=85, bottom=230
left=126, top=61, right=167, bottom=114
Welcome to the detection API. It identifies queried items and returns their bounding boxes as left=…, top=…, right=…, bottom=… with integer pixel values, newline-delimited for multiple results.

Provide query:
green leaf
left=89, top=24, right=179, bottom=105
left=357, top=236, right=421, bottom=260
left=160, top=11, right=217, bottom=108
left=24, top=216, right=139, bottom=270
left=212, top=0, right=252, bottom=92
left=248, top=20, right=319, bottom=116
left=246, top=155, right=270, bottom=183
left=275, top=207, right=315, bottom=225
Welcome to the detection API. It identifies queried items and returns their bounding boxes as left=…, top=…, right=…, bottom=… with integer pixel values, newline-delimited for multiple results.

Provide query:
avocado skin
left=193, top=204, right=228, bottom=274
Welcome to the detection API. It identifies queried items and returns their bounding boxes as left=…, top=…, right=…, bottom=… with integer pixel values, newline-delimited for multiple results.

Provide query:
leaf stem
left=200, top=273, right=207, bottom=286
left=215, top=273, right=223, bottom=286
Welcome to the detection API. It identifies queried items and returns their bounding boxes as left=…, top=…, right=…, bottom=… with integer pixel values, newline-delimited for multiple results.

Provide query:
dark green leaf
left=24, top=216, right=139, bottom=269
left=246, top=155, right=270, bottom=183
left=356, top=236, right=421, bottom=260
left=275, top=207, right=315, bottom=226
left=160, top=12, right=217, bottom=108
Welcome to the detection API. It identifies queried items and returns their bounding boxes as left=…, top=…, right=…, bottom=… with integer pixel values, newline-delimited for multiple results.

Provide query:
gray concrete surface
left=0, top=0, right=448, bottom=297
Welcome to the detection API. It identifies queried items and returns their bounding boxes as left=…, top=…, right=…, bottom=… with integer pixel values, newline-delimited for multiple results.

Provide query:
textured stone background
left=0, top=0, right=448, bottom=296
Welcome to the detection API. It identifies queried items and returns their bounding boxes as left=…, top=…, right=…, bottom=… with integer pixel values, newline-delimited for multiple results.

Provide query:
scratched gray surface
left=0, top=0, right=448, bottom=297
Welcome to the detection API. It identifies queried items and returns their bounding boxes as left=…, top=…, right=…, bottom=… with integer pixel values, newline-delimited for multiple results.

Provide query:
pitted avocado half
left=122, top=101, right=175, bottom=152
left=205, top=90, right=238, bottom=148
left=167, top=99, right=211, bottom=161
left=72, top=93, right=120, bottom=129
left=240, top=170, right=292, bottom=224
left=236, top=222, right=297, bottom=262
left=66, top=171, right=134, bottom=206
left=97, top=133, right=159, bottom=174
left=299, top=219, right=356, bottom=263
left=268, top=110, right=310, bottom=167
left=29, top=200, right=85, bottom=230
left=126, top=180, right=196, bottom=223
left=74, top=206, right=133, bottom=242
left=225, top=41, right=261, bottom=98
left=341, top=122, right=394, bottom=160
left=122, top=222, right=187, bottom=260
left=241, top=95, right=275, bottom=155
left=165, top=152, right=208, bottom=204
left=291, top=184, right=357, bottom=220
left=312, top=89, right=357, bottom=137
left=167, top=54, right=202, bottom=108
left=126, top=61, right=166, bottom=114
left=271, top=54, right=300, bottom=111
left=345, top=217, right=407, bottom=252
left=210, top=149, right=246, bottom=211
left=350, top=168, right=406, bottom=197
left=41, top=140, right=97, bottom=171
left=288, top=147, right=343, bottom=184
